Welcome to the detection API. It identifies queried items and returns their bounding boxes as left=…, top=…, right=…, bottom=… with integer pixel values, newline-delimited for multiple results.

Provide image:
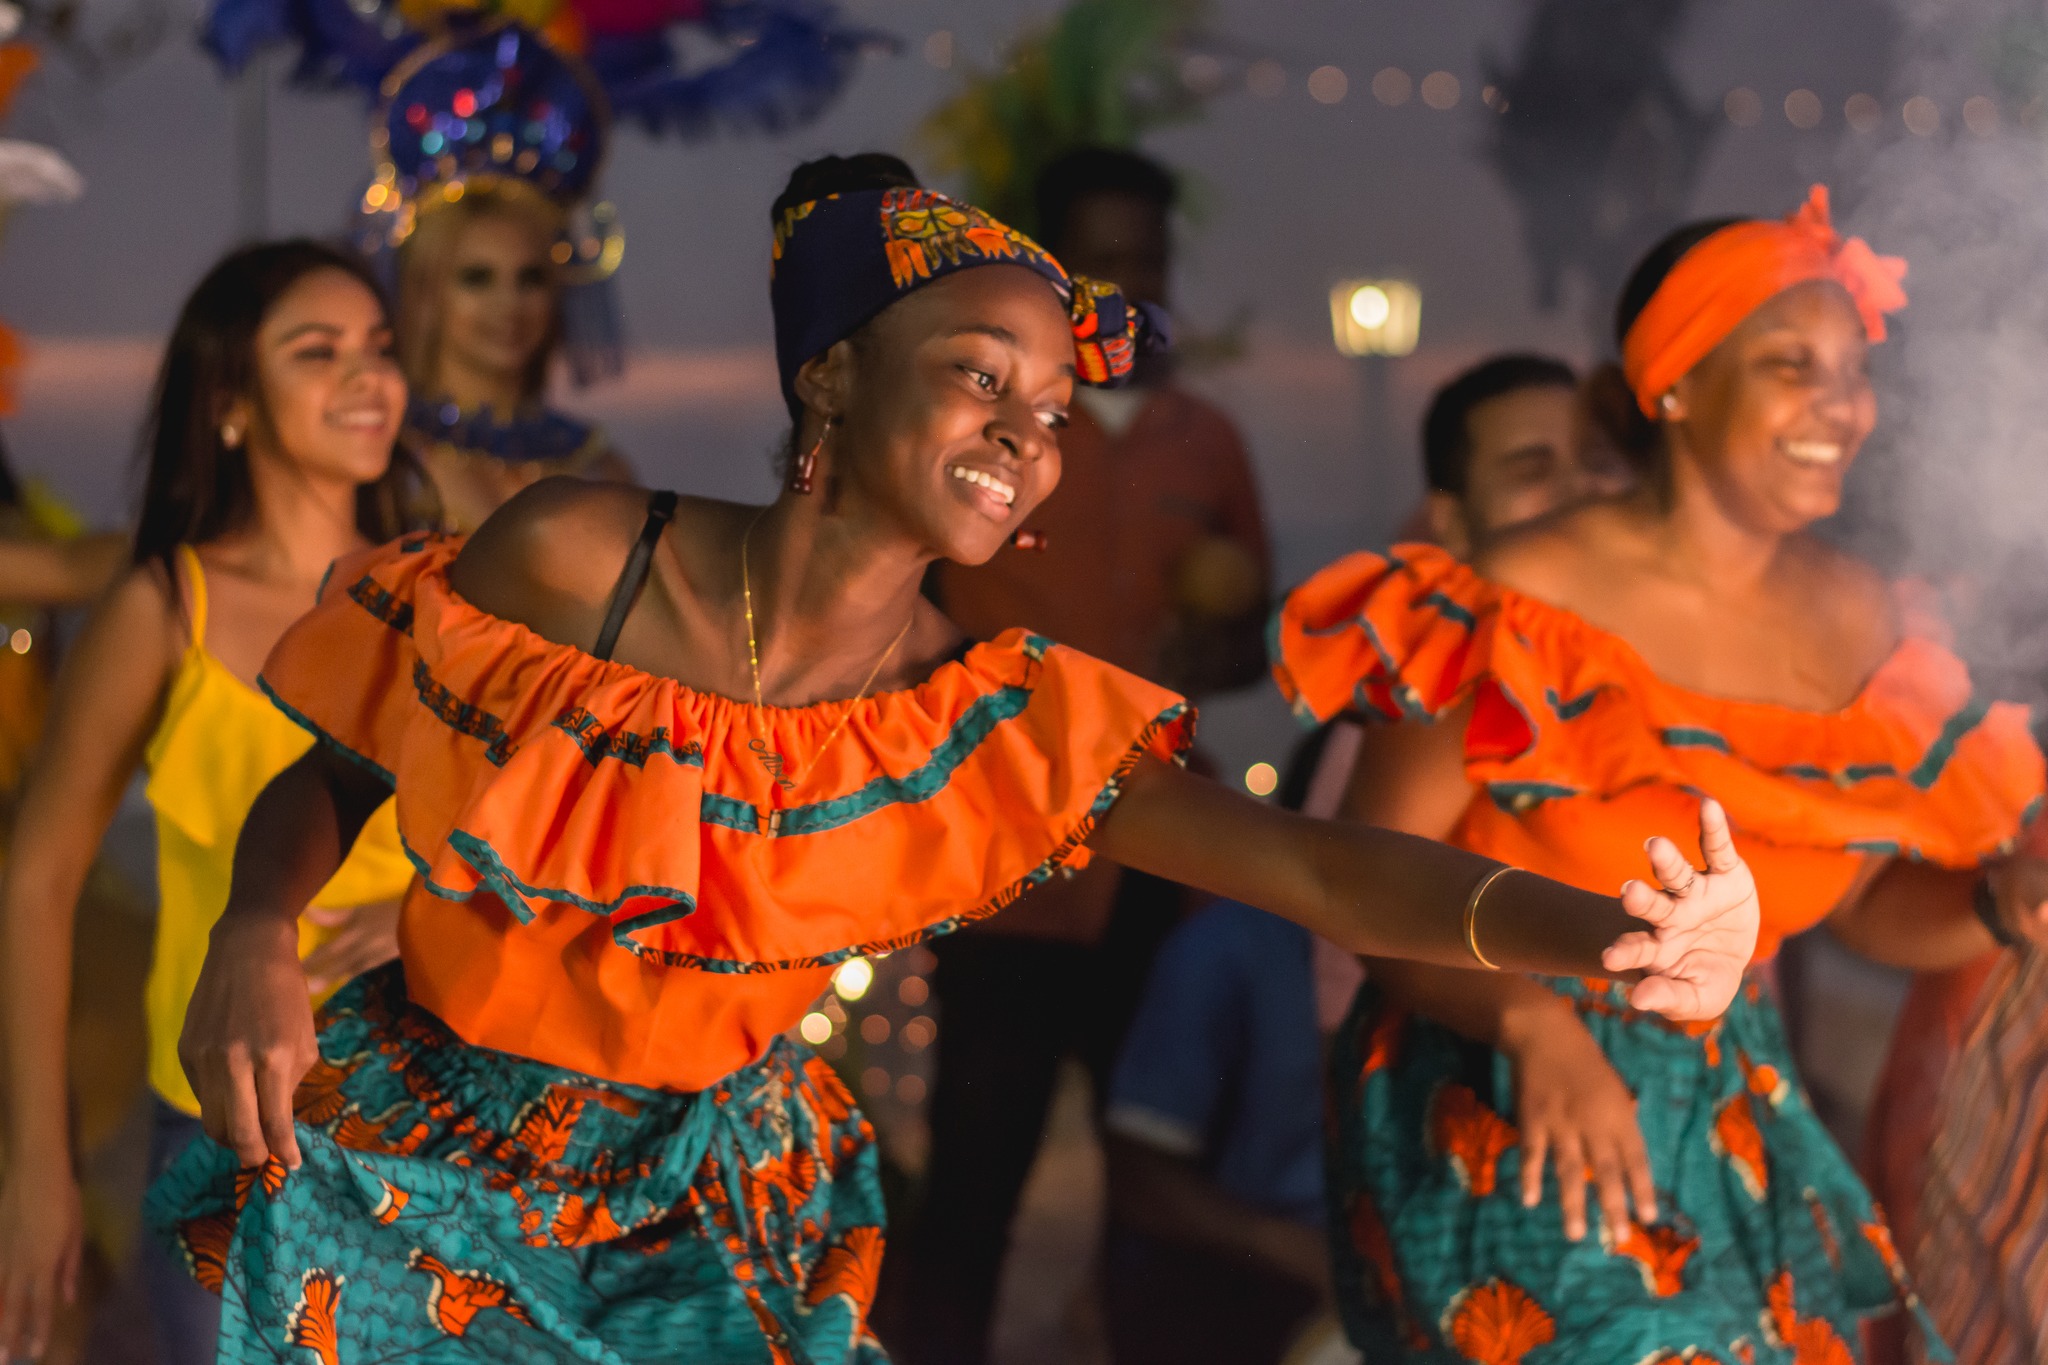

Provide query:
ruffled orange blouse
left=1271, top=546, right=2043, bottom=961
left=263, top=534, right=1194, bottom=1089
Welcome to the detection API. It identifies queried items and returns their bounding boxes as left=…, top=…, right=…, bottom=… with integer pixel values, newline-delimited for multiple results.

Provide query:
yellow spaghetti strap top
left=142, top=545, right=414, bottom=1115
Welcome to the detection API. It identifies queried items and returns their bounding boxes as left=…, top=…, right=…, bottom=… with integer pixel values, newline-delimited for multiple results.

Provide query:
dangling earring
left=789, top=418, right=832, bottom=494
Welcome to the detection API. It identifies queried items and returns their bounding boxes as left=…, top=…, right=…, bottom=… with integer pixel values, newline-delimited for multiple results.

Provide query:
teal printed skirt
left=145, top=963, right=888, bottom=1365
left=1325, top=976, right=1945, bottom=1364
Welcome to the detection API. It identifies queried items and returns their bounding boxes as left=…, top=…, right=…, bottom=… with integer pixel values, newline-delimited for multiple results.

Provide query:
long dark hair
left=132, top=239, right=419, bottom=591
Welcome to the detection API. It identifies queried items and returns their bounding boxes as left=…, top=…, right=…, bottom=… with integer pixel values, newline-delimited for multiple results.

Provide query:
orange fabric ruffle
left=264, top=534, right=1193, bottom=1088
left=1271, top=546, right=2043, bottom=961
left=1621, top=185, right=1908, bottom=416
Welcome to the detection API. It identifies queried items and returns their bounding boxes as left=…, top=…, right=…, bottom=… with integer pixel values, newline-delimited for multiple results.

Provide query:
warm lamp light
left=1330, top=278, right=1422, bottom=357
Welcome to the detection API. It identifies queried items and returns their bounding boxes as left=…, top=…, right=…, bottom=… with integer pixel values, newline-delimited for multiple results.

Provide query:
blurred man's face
left=1054, top=190, right=1170, bottom=308
left=1427, top=384, right=1634, bottom=557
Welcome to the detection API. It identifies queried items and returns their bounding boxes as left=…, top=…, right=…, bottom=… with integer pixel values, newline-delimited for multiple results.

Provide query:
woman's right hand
left=0, top=1164, right=81, bottom=1365
left=1501, top=1002, right=1656, bottom=1243
left=178, top=911, right=317, bottom=1170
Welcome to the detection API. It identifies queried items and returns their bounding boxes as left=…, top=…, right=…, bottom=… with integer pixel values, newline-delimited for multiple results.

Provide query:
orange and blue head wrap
left=770, top=186, right=1166, bottom=417
left=1621, top=185, right=1909, bottom=417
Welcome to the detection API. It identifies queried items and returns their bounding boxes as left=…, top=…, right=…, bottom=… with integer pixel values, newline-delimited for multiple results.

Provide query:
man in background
left=1414, top=352, right=1633, bottom=558
left=889, top=145, right=1271, bottom=1365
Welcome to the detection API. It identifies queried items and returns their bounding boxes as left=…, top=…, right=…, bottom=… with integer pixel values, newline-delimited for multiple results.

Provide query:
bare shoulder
left=1786, top=534, right=1897, bottom=653
left=454, top=477, right=652, bottom=615
left=77, top=559, right=179, bottom=672
left=1472, top=500, right=1642, bottom=606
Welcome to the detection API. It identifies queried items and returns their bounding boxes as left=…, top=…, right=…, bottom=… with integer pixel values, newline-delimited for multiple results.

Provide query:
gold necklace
left=741, top=508, right=916, bottom=790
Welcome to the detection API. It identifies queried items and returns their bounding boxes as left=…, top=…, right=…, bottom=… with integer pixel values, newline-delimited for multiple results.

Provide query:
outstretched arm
left=176, top=746, right=389, bottom=1170
left=1090, top=757, right=1758, bottom=1020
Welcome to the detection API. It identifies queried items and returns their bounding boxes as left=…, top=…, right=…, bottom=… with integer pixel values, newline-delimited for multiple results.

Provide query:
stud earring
left=790, top=418, right=833, bottom=495
left=1659, top=393, right=1680, bottom=418
left=220, top=423, right=242, bottom=449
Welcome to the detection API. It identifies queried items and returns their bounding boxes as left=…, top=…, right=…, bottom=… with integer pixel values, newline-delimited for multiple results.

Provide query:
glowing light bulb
left=1349, top=285, right=1391, bottom=329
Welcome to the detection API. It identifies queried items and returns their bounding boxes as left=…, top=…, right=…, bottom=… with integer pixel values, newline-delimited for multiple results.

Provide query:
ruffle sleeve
left=264, top=535, right=1195, bottom=974
left=1272, top=545, right=2043, bottom=884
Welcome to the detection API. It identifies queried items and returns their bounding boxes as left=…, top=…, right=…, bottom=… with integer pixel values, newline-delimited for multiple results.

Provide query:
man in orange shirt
left=891, top=146, right=1271, bottom=1365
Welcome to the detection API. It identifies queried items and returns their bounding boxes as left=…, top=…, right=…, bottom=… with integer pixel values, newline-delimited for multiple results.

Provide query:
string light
left=1247, top=58, right=1286, bottom=98
left=861, top=1014, right=892, bottom=1045
left=1784, top=89, right=1823, bottom=129
left=901, top=1017, right=938, bottom=1052
left=898, top=975, right=930, bottom=1007
left=1308, top=65, right=1348, bottom=105
left=1245, top=762, right=1279, bottom=797
left=1372, top=67, right=1413, bottom=107
left=1724, top=87, right=1762, bottom=126
left=1904, top=95, right=1941, bottom=136
left=1846, top=93, right=1883, bottom=132
left=922, top=29, right=953, bottom=70
left=799, top=1012, right=833, bottom=1046
left=1964, top=95, right=1999, bottom=137
left=1421, top=71, right=1461, bottom=110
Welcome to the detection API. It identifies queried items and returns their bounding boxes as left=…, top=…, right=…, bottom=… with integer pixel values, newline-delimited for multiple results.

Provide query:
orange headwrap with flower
left=1620, top=185, right=1908, bottom=417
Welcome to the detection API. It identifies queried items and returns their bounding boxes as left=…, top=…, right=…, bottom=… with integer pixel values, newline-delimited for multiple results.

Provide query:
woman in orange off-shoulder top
left=1273, top=188, right=2048, bottom=1365
left=136, top=154, right=1760, bottom=1365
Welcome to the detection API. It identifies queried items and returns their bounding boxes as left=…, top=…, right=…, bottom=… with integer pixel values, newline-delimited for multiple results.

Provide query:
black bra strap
left=593, top=490, right=679, bottom=661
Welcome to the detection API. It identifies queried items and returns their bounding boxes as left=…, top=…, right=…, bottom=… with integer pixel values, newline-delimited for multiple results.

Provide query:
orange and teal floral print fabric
left=146, top=962, right=887, bottom=1365
left=1271, top=545, right=2043, bottom=961
left=260, top=532, right=1193, bottom=1089
left=1326, top=976, right=1945, bottom=1364
left=768, top=185, right=1162, bottom=414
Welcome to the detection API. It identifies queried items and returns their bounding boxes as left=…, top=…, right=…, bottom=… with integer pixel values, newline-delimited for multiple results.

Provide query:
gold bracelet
left=1463, top=866, right=1513, bottom=970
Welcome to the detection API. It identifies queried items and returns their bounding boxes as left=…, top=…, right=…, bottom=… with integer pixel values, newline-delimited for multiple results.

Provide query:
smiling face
left=231, top=267, right=405, bottom=489
left=1665, top=279, right=1876, bottom=533
left=435, top=208, right=557, bottom=395
left=797, top=264, right=1076, bottom=565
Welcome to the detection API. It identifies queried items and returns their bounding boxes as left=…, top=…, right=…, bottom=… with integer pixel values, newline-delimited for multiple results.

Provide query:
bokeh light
left=1421, top=71, right=1460, bottom=110
left=833, top=958, right=874, bottom=1001
left=798, top=1012, right=832, bottom=1046
left=1308, top=65, right=1348, bottom=105
left=1245, top=762, right=1279, bottom=797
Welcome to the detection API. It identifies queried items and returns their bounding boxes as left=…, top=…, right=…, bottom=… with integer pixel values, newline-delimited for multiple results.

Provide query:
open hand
left=1604, top=799, right=1759, bottom=1021
left=1502, top=1004, right=1655, bottom=1242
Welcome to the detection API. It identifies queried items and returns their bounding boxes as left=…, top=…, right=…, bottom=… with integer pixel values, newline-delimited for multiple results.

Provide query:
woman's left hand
left=1602, top=799, right=1760, bottom=1021
left=300, top=899, right=401, bottom=997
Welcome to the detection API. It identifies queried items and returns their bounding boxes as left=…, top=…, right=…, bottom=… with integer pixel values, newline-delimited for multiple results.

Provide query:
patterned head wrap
left=770, top=186, right=1166, bottom=416
left=1621, top=185, right=1908, bottom=417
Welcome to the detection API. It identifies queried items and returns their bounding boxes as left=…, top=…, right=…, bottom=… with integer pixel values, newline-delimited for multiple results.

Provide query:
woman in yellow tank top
left=0, top=241, right=418, bottom=1365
